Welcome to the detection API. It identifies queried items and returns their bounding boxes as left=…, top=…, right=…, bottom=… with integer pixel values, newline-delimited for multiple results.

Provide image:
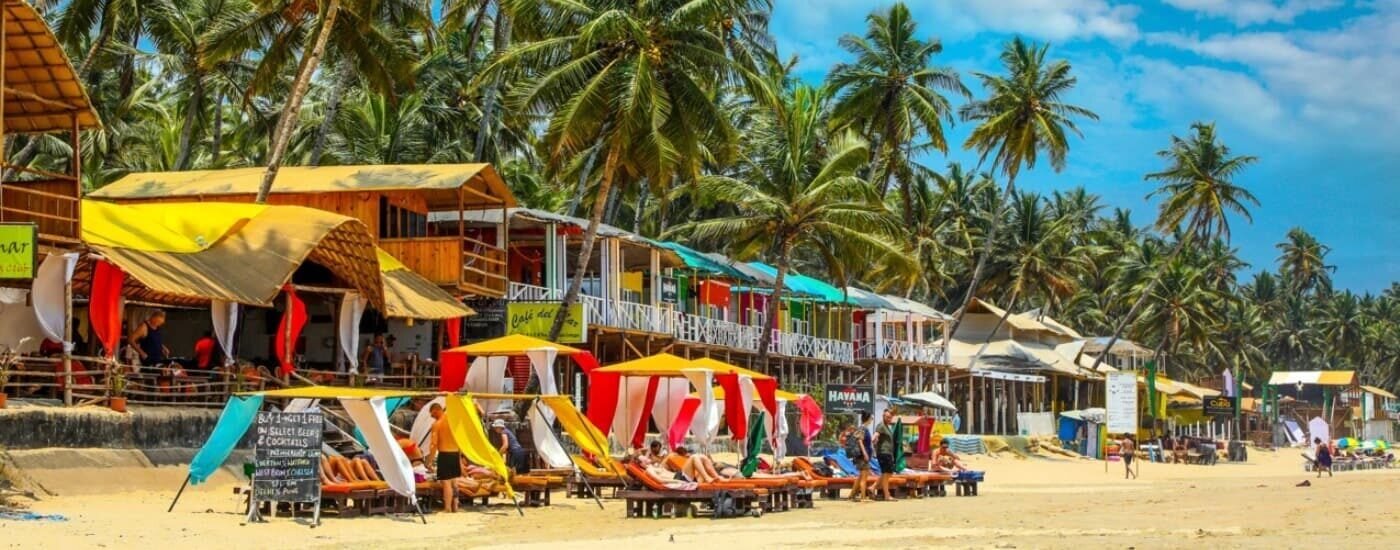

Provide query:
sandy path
left=4, top=449, right=1396, bottom=549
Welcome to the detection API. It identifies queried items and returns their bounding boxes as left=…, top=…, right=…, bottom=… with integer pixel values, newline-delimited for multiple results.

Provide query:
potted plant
left=0, top=343, right=22, bottom=410
left=107, top=366, right=128, bottom=413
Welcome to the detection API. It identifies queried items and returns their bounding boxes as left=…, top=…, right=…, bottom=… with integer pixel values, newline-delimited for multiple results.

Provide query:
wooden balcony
left=0, top=176, right=81, bottom=249
left=380, top=235, right=508, bottom=297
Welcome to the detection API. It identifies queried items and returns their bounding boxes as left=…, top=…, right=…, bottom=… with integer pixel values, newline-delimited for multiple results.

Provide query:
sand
left=3, top=448, right=1396, bottom=549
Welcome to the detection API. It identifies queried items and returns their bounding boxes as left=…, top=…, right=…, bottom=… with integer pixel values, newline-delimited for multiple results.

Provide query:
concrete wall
left=0, top=406, right=241, bottom=450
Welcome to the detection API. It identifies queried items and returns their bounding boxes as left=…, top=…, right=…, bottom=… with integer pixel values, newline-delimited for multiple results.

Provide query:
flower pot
left=109, top=396, right=127, bottom=413
left=0, top=392, right=8, bottom=409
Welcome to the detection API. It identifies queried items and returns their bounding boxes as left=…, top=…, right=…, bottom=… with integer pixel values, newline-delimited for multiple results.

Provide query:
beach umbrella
left=740, top=417, right=767, bottom=478
left=1336, top=437, right=1357, bottom=449
left=1374, top=439, right=1390, bottom=451
left=892, top=419, right=906, bottom=472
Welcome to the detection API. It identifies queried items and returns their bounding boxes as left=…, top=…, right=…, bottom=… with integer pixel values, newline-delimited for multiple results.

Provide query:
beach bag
left=813, top=463, right=835, bottom=478
left=710, top=491, right=738, bottom=519
left=843, top=433, right=863, bottom=458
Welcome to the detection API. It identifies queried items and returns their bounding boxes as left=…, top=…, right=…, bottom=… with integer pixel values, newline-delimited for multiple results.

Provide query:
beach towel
left=823, top=449, right=861, bottom=476
left=0, top=512, right=66, bottom=522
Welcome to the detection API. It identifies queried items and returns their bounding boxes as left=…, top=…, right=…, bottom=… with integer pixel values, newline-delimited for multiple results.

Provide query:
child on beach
left=1314, top=438, right=1333, bottom=478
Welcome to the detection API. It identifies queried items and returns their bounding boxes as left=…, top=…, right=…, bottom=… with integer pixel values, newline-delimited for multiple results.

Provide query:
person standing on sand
left=848, top=414, right=875, bottom=502
left=875, top=408, right=899, bottom=501
left=1120, top=433, right=1137, bottom=479
left=1314, top=437, right=1333, bottom=478
left=427, top=403, right=462, bottom=512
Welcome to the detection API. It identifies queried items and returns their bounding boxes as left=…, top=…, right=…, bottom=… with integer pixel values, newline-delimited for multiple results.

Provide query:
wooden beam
left=3, top=86, right=79, bottom=112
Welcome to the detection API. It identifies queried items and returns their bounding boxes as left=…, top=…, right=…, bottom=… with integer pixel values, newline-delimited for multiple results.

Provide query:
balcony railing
left=858, top=339, right=948, bottom=365
left=506, top=282, right=890, bottom=366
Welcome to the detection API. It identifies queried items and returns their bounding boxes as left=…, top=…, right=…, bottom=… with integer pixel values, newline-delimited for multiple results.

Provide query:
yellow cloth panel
left=541, top=396, right=622, bottom=476
left=82, top=200, right=267, bottom=252
left=620, top=272, right=644, bottom=293
left=696, top=387, right=800, bottom=402
left=688, top=357, right=772, bottom=379
left=444, top=334, right=583, bottom=356
left=247, top=386, right=428, bottom=399
left=376, top=248, right=407, bottom=272
left=446, top=395, right=513, bottom=498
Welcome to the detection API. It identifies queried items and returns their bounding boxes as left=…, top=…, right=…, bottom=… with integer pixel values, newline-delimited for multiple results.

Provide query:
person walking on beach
left=427, top=403, right=462, bottom=512
left=1120, top=433, right=1137, bottom=479
left=1314, top=437, right=1333, bottom=478
left=847, top=414, right=875, bottom=502
left=875, top=408, right=899, bottom=501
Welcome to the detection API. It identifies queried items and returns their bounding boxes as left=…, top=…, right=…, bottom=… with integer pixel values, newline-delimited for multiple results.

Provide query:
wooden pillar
left=62, top=273, right=73, bottom=406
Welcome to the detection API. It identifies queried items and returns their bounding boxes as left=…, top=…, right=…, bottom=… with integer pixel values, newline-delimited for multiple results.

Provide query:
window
left=378, top=196, right=427, bottom=239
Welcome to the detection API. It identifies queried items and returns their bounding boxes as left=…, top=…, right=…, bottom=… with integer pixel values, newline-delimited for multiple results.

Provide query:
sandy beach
left=3, top=448, right=1395, bottom=549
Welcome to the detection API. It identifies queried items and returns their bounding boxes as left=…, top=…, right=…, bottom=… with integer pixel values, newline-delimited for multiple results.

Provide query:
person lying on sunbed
left=621, top=455, right=699, bottom=490
left=933, top=440, right=967, bottom=472
left=673, top=446, right=730, bottom=482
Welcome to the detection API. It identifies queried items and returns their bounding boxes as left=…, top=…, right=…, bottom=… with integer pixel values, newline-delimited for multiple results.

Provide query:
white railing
left=858, top=339, right=948, bottom=365
left=509, top=282, right=562, bottom=301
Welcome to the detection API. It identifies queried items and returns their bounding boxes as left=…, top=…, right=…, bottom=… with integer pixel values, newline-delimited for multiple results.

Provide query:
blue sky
left=769, top=0, right=1399, bottom=293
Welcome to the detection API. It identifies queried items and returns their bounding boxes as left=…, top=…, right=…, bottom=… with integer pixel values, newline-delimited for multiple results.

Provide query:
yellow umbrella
left=591, top=353, right=700, bottom=376
left=688, top=357, right=772, bottom=379
left=693, top=386, right=801, bottom=402
left=444, top=334, right=584, bottom=356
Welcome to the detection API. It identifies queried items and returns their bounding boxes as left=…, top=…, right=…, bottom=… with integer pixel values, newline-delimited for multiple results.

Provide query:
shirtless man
left=933, top=439, right=967, bottom=472
left=426, top=403, right=461, bottom=512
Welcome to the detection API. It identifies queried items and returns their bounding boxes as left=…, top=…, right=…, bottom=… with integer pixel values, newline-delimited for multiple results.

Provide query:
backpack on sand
left=710, top=491, right=737, bottom=519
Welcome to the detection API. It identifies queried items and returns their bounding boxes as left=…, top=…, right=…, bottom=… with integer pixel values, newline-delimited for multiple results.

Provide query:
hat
left=491, top=419, right=506, bottom=429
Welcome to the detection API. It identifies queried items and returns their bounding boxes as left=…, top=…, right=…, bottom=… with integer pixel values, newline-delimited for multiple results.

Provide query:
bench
left=618, top=489, right=761, bottom=518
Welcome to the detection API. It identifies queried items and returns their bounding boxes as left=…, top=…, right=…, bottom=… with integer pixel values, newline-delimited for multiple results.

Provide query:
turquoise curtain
left=189, top=395, right=264, bottom=484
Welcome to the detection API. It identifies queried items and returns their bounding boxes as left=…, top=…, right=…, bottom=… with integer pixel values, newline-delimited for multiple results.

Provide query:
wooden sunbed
left=662, top=455, right=803, bottom=512
left=621, top=464, right=764, bottom=518
left=569, top=454, right=633, bottom=498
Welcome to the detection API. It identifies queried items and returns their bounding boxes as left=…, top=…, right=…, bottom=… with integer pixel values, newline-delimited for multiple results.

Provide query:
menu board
left=1105, top=371, right=1139, bottom=434
left=252, top=411, right=323, bottom=503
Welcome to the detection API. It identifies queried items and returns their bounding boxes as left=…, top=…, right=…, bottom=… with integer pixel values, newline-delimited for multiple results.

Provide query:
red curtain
left=633, top=377, right=661, bottom=449
left=89, top=260, right=125, bottom=358
left=585, top=371, right=620, bottom=436
left=571, top=351, right=599, bottom=373
left=274, top=285, right=308, bottom=375
left=439, top=350, right=467, bottom=391
left=668, top=397, right=701, bottom=450
left=444, top=317, right=461, bottom=348
left=753, top=377, right=779, bottom=418
left=716, top=373, right=747, bottom=440
left=796, top=394, right=825, bottom=446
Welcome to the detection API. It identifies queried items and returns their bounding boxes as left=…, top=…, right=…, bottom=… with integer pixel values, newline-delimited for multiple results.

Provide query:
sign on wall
left=0, top=223, right=37, bottom=279
left=506, top=302, right=588, bottom=343
left=1203, top=395, right=1237, bottom=417
left=824, top=383, right=875, bottom=415
left=660, top=276, right=679, bottom=304
left=1105, top=371, right=1139, bottom=434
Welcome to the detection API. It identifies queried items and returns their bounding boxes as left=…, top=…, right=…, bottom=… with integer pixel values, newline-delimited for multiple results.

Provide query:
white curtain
left=736, top=375, right=757, bottom=457
left=0, top=290, right=44, bottom=353
left=464, top=356, right=511, bottom=414
left=530, top=403, right=572, bottom=468
left=211, top=300, right=239, bottom=366
left=682, top=370, right=715, bottom=449
left=649, top=378, right=691, bottom=448
left=341, top=397, right=415, bottom=499
left=612, top=376, right=651, bottom=449
left=410, top=396, right=447, bottom=455
left=338, top=293, right=367, bottom=373
left=772, top=401, right=789, bottom=461
left=32, top=252, right=78, bottom=350
left=524, top=349, right=559, bottom=418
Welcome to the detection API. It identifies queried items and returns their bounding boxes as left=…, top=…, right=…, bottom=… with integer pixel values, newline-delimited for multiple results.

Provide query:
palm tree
left=1133, top=260, right=1218, bottom=378
left=1089, top=122, right=1258, bottom=371
left=668, top=84, right=899, bottom=362
left=949, top=37, right=1097, bottom=336
left=1277, top=227, right=1335, bottom=295
left=209, top=0, right=426, bottom=203
left=491, top=0, right=760, bottom=340
left=825, top=2, right=967, bottom=230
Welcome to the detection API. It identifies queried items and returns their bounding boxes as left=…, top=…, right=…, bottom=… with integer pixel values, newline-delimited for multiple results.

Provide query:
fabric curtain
left=342, top=397, right=415, bottom=499
left=351, top=396, right=409, bottom=448
left=612, top=376, right=653, bottom=449
left=571, top=351, right=600, bottom=373
left=524, top=350, right=560, bottom=408
left=753, top=377, right=779, bottom=418
left=668, top=397, right=701, bottom=450
left=444, top=317, right=461, bottom=349
left=648, top=378, right=691, bottom=450
left=446, top=395, right=514, bottom=497
left=338, top=292, right=366, bottom=373
left=189, top=395, right=264, bottom=484
left=32, top=252, right=78, bottom=349
left=274, top=285, right=307, bottom=375
left=681, top=369, right=715, bottom=449
left=796, top=394, right=824, bottom=446
left=0, top=292, right=45, bottom=353
left=464, top=356, right=512, bottom=413
left=542, top=395, right=622, bottom=474
left=775, top=400, right=790, bottom=461
left=89, top=260, right=125, bottom=358
left=586, top=370, right=620, bottom=439
left=632, top=377, right=661, bottom=449
left=716, top=373, right=746, bottom=440
left=529, top=402, right=572, bottom=468
left=439, top=350, right=467, bottom=391
left=211, top=300, right=239, bottom=366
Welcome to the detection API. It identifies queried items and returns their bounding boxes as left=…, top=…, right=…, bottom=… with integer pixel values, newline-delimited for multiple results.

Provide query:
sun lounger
left=621, top=464, right=763, bottom=518
left=791, top=457, right=856, bottom=499
left=662, top=454, right=803, bottom=511
left=569, top=454, right=632, bottom=498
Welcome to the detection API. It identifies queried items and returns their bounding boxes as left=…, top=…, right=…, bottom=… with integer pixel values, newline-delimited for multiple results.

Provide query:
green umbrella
left=740, top=418, right=767, bottom=478
left=892, top=419, right=906, bottom=472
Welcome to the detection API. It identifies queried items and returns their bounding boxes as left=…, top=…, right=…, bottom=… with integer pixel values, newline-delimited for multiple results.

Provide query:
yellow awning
left=687, top=357, right=772, bottom=379
left=80, top=200, right=384, bottom=307
left=540, top=395, right=622, bottom=475
left=445, top=334, right=584, bottom=356
left=378, top=248, right=472, bottom=320
left=247, top=386, right=429, bottom=399
left=446, top=394, right=513, bottom=497
left=695, top=387, right=801, bottom=402
left=91, top=164, right=516, bottom=210
left=592, top=353, right=696, bottom=376
left=1362, top=385, right=1398, bottom=399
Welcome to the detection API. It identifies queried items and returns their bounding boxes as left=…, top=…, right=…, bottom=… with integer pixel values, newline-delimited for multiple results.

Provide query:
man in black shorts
left=875, top=408, right=898, bottom=501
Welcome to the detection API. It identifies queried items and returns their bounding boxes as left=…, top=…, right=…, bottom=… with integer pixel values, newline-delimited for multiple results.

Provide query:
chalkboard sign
left=463, top=297, right=506, bottom=339
left=252, top=411, right=323, bottom=503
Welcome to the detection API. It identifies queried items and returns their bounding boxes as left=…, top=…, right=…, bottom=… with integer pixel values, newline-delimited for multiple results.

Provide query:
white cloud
left=1128, top=58, right=1287, bottom=139
left=1161, top=0, right=1342, bottom=26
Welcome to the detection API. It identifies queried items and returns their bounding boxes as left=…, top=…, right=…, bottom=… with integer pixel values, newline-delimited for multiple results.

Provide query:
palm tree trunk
left=632, top=185, right=648, bottom=234
left=565, top=145, right=600, bottom=217
left=255, top=0, right=342, bottom=204
left=603, top=179, right=623, bottom=225
left=462, top=0, right=492, bottom=58
left=310, top=60, right=353, bottom=166
left=472, top=10, right=511, bottom=162
left=174, top=75, right=205, bottom=170
left=1087, top=222, right=1198, bottom=372
left=757, top=238, right=793, bottom=364
left=946, top=175, right=1015, bottom=338
left=548, top=144, right=620, bottom=340
left=211, top=91, right=225, bottom=166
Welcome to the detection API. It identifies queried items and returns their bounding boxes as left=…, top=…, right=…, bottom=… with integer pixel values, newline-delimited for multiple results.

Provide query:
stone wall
left=0, top=406, right=239, bottom=450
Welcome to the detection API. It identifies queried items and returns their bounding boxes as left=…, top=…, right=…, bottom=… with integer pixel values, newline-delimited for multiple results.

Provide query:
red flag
left=89, top=260, right=125, bottom=358
left=796, top=394, right=825, bottom=446
left=753, top=377, right=779, bottom=418
left=275, top=286, right=308, bottom=375
left=439, top=350, right=468, bottom=391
